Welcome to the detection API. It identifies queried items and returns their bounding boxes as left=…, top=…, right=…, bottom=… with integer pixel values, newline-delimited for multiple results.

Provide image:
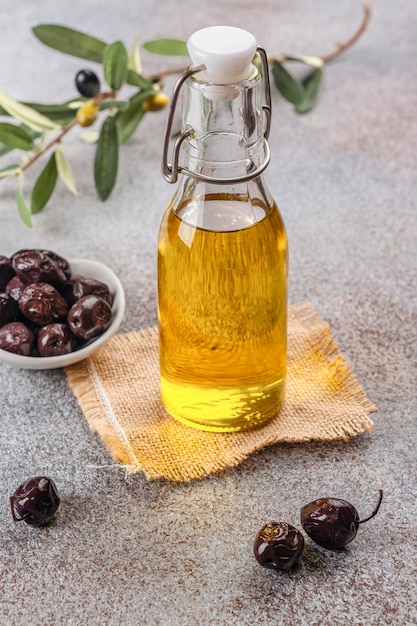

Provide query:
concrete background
left=0, top=0, right=416, bottom=624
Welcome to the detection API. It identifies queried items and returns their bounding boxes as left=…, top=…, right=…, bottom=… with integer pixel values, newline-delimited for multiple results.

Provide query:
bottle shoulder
left=159, top=195, right=286, bottom=257
left=162, top=176, right=284, bottom=235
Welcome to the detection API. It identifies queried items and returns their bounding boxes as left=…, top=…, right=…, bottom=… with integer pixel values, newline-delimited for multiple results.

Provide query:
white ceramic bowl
left=0, top=258, right=125, bottom=370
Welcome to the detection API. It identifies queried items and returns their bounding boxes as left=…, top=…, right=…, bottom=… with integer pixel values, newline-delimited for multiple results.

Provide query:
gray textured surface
left=0, top=0, right=416, bottom=624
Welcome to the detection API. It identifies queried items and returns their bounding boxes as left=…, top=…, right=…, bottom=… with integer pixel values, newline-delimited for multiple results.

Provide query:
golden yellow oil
left=157, top=193, right=288, bottom=432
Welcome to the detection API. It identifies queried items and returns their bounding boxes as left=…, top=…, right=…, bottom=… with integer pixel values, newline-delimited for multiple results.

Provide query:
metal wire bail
left=161, top=48, right=272, bottom=184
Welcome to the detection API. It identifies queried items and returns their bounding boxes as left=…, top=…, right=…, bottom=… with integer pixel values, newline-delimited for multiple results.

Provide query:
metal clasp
left=257, top=47, right=272, bottom=140
left=161, top=64, right=205, bottom=184
left=161, top=47, right=272, bottom=184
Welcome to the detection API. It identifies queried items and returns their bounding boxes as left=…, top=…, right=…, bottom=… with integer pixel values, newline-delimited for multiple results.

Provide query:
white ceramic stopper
left=187, top=26, right=257, bottom=83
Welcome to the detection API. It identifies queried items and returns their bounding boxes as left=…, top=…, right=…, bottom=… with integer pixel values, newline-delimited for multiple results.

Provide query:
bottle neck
left=180, top=66, right=269, bottom=184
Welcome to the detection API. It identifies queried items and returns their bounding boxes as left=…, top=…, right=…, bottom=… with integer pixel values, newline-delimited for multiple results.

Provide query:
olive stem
left=146, top=2, right=372, bottom=83
left=358, top=489, right=383, bottom=524
left=19, top=119, right=78, bottom=174
left=95, top=90, right=117, bottom=104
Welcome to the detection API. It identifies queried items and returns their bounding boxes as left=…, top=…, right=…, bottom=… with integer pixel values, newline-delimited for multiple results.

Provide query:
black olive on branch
left=75, top=69, right=100, bottom=98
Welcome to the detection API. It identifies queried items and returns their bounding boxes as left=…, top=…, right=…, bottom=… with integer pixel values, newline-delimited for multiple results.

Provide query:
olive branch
left=0, top=4, right=371, bottom=227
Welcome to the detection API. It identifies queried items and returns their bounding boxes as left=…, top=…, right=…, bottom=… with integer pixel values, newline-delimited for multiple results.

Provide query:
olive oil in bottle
left=158, top=193, right=287, bottom=431
left=158, top=27, right=288, bottom=432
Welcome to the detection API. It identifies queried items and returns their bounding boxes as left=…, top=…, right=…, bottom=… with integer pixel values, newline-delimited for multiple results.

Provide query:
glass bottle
left=158, top=26, right=288, bottom=432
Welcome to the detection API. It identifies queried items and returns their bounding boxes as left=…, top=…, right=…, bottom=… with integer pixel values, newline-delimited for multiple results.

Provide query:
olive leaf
left=0, top=100, right=78, bottom=125
left=94, top=116, right=119, bottom=200
left=0, top=163, right=20, bottom=178
left=31, top=152, right=58, bottom=214
left=33, top=24, right=152, bottom=91
left=0, top=143, right=14, bottom=158
left=32, top=24, right=106, bottom=64
left=23, top=101, right=77, bottom=125
left=272, top=61, right=304, bottom=105
left=0, top=123, right=34, bottom=151
left=126, top=69, right=154, bottom=90
left=0, top=92, right=61, bottom=132
left=295, top=67, right=324, bottom=114
left=103, top=41, right=128, bottom=91
left=55, top=144, right=78, bottom=195
left=128, top=37, right=142, bottom=74
left=16, top=175, right=33, bottom=228
left=115, top=90, right=151, bottom=144
left=282, top=54, right=324, bottom=68
left=142, top=38, right=188, bottom=56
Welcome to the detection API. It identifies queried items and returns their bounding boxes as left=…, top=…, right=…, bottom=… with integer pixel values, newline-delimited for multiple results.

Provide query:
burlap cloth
left=65, top=302, right=376, bottom=481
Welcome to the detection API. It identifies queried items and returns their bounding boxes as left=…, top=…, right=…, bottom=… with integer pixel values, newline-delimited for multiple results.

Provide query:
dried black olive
left=37, top=323, right=77, bottom=357
left=0, top=292, right=19, bottom=327
left=18, top=283, right=68, bottom=325
left=61, top=275, right=113, bottom=307
left=10, top=476, right=60, bottom=527
left=0, top=255, right=15, bottom=290
left=300, top=490, right=383, bottom=550
left=41, top=250, right=71, bottom=280
left=0, top=322, right=35, bottom=355
left=6, top=275, right=25, bottom=301
left=253, top=521, right=304, bottom=571
left=12, top=249, right=69, bottom=286
left=68, top=294, right=112, bottom=340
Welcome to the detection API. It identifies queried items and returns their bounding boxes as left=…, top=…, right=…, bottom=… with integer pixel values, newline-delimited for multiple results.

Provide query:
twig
left=147, top=2, right=372, bottom=83
left=19, top=119, right=77, bottom=173
left=147, top=64, right=189, bottom=83
left=320, top=3, right=372, bottom=63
